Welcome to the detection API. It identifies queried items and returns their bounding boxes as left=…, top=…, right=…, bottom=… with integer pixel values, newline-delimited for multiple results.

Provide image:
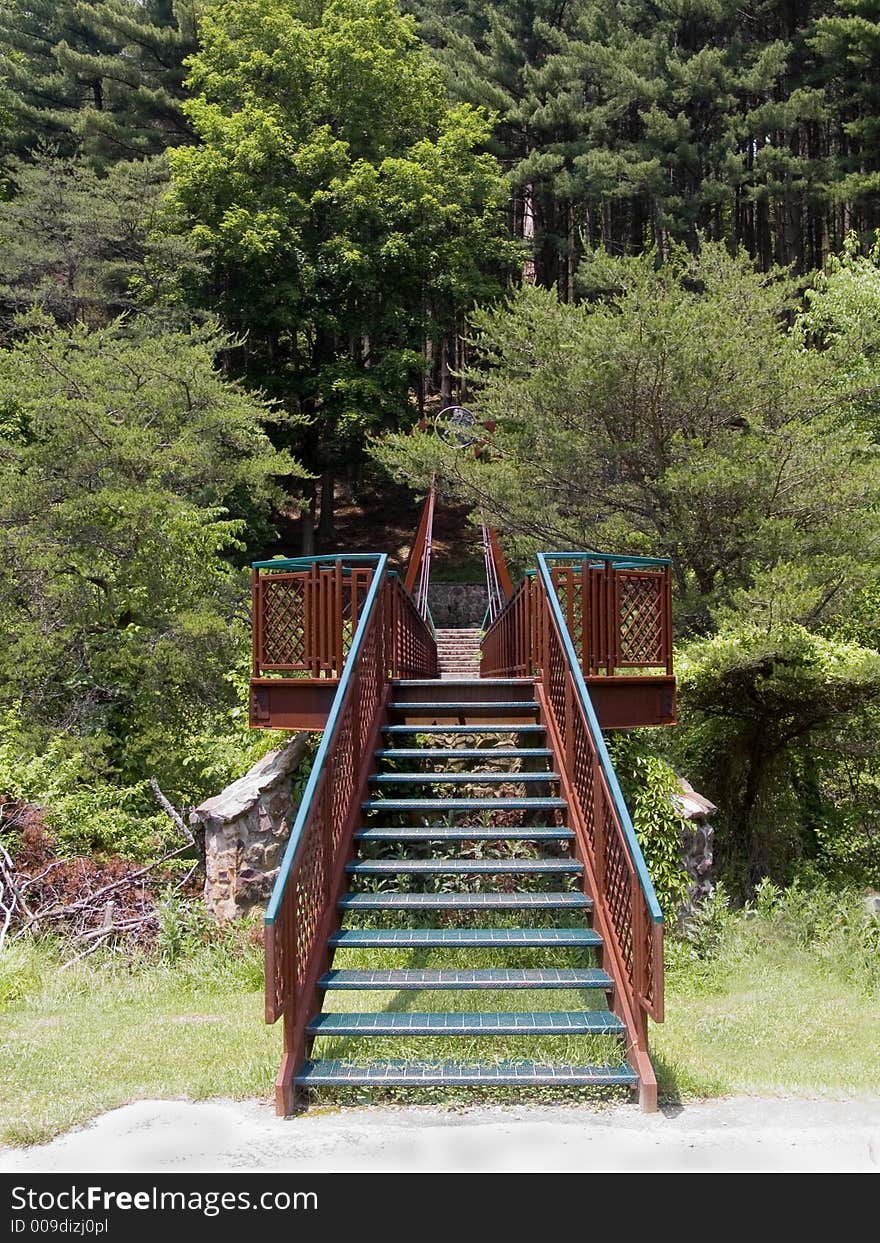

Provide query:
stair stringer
left=276, top=686, right=393, bottom=1115
left=534, top=683, right=659, bottom=1113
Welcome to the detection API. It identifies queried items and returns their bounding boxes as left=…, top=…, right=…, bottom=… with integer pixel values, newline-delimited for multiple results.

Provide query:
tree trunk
left=440, top=336, right=453, bottom=406
left=300, top=481, right=317, bottom=556
left=317, top=469, right=335, bottom=546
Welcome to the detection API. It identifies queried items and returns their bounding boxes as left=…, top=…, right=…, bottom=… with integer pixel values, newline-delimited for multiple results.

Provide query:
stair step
left=389, top=702, right=538, bottom=713
left=339, top=891, right=591, bottom=911
left=363, top=797, right=566, bottom=812
left=392, top=681, right=529, bottom=691
left=370, top=772, right=558, bottom=785
left=307, top=1010, right=623, bottom=1037
left=383, top=725, right=545, bottom=735
left=375, top=749, right=552, bottom=760
left=318, top=968, right=614, bottom=991
left=296, top=1060, right=637, bottom=1087
left=354, top=826, right=575, bottom=842
left=347, top=858, right=582, bottom=875
left=328, top=927, right=601, bottom=949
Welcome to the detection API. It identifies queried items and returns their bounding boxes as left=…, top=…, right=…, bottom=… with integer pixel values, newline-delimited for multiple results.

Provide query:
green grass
left=653, top=913, right=880, bottom=1100
left=0, top=937, right=281, bottom=1147
left=1, top=888, right=878, bottom=1145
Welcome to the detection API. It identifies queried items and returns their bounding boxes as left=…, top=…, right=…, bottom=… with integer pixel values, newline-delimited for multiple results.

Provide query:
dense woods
left=1, top=0, right=879, bottom=902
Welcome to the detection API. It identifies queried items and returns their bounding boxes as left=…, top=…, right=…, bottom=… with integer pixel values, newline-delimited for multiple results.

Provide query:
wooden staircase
left=257, top=544, right=671, bottom=1115
left=295, top=679, right=639, bottom=1096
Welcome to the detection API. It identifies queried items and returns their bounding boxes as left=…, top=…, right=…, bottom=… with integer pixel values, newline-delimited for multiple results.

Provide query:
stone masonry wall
left=190, top=733, right=310, bottom=922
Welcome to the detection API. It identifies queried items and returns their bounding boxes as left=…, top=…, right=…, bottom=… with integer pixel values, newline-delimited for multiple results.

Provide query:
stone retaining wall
left=190, top=734, right=310, bottom=922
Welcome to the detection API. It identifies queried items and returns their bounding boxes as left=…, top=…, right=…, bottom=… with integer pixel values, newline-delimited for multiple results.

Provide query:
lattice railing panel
left=260, top=576, right=308, bottom=668
left=616, top=572, right=665, bottom=667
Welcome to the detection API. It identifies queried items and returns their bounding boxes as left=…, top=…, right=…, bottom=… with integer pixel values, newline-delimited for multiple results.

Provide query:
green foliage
left=377, top=242, right=880, bottom=629
left=409, top=0, right=880, bottom=279
left=0, top=315, right=301, bottom=815
left=607, top=733, right=689, bottom=916
left=674, top=623, right=880, bottom=891
left=0, top=0, right=195, bottom=166
left=0, top=151, right=206, bottom=331
left=168, top=0, right=516, bottom=505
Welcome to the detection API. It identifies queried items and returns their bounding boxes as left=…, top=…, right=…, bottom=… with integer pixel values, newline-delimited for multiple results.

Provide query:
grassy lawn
left=2, top=892, right=878, bottom=1146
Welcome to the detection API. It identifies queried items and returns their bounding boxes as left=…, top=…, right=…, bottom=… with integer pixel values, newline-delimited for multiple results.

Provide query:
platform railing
left=481, top=552, right=672, bottom=680
left=481, top=551, right=666, bottom=1109
left=252, top=555, right=378, bottom=680
left=263, top=555, right=437, bottom=1113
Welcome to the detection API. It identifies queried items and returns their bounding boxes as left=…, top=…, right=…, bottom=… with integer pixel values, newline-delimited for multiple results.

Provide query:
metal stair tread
left=354, top=826, right=575, bottom=842
left=296, top=1060, right=638, bottom=1086
left=318, top=967, right=614, bottom=990
left=346, top=857, right=582, bottom=875
left=383, top=725, right=545, bottom=734
left=369, top=771, right=558, bottom=784
left=307, top=1010, right=624, bottom=1036
left=328, top=927, right=602, bottom=949
left=363, top=797, right=566, bottom=811
left=339, top=891, right=591, bottom=910
left=389, top=701, right=538, bottom=711
left=392, top=681, right=529, bottom=691
left=374, top=748, right=552, bottom=760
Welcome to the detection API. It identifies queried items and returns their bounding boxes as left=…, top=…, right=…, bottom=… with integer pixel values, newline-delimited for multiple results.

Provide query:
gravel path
left=1, top=1096, right=878, bottom=1173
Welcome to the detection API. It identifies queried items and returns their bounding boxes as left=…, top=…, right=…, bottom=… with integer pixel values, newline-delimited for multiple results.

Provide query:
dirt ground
left=1, top=1096, right=878, bottom=1173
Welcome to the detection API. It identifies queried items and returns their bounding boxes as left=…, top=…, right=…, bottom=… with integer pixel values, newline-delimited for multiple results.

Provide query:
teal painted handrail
left=252, top=553, right=381, bottom=570
left=544, top=550, right=672, bottom=568
left=536, top=553, right=663, bottom=924
left=264, top=553, right=388, bottom=927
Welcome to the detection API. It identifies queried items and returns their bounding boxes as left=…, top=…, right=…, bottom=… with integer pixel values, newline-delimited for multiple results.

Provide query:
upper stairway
left=435, top=628, right=482, bottom=679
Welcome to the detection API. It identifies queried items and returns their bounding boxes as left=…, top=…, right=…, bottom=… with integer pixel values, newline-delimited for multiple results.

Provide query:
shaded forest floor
left=260, top=478, right=484, bottom=580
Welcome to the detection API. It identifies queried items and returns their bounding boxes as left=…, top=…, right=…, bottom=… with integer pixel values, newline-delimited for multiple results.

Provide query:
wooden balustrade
left=263, top=558, right=437, bottom=1113
left=481, top=556, right=672, bottom=680
left=482, top=553, right=666, bottom=1108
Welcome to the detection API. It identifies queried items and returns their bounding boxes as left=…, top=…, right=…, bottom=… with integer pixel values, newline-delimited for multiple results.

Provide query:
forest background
left=1, top=0, right=880, bottom=922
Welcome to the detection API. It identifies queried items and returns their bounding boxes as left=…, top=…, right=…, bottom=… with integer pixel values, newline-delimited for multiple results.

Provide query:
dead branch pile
left=0, top=789, right=202, bottom=963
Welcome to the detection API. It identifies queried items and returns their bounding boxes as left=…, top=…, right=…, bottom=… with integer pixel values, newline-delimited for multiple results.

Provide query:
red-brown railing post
left=664, top=563, right=674, bottom=675
left=252, top=569, right=262, bottom=678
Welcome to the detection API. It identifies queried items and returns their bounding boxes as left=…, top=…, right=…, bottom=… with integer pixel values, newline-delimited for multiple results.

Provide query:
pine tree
left=0, top=0, right=195, bottom=166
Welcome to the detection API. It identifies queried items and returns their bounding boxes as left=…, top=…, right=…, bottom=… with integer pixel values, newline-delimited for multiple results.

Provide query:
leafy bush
left=606, top=733, right=690, bottom=916
left=674, top=623, right=880, bottom=893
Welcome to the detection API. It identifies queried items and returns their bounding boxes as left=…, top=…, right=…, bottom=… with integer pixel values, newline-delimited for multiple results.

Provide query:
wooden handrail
left=481, top=550, right=666, bottom=1110
left=534, top=555, right=663, bottom=1110
left=263, top=555, right=437, bottom=1114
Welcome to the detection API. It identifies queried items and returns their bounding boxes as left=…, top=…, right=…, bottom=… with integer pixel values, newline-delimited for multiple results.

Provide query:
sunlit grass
left=2, top=891, right=878, bottom=1145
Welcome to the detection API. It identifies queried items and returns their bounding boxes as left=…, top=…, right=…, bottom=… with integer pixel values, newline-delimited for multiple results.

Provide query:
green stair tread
left=328, top=927, right=601, bottom=949
left=363, top=797, right=566, bottom=811
left=296, top=1060, right=637, bottom=1087
left=307, top=1011, right=624, bottom=1036
left=392, top=679, right=531, bottom=687
left=383, top=725, right=545, bottom=734
left=354, top=826, right=574, bottom=842
left=347, top=857, right=581, bottom=875
left=375, top=749, right=552, bottom=760
left=339, top=891, right=591, bottom=910
left=318, top=967, right=614, bottom=990
left=389, top=701, right=538, bottom=711
left=370, top=772, right=558, bottom=784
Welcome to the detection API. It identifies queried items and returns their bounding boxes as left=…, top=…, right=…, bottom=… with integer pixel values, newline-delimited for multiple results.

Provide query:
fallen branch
left=149, top=778, right=194, bottom=846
